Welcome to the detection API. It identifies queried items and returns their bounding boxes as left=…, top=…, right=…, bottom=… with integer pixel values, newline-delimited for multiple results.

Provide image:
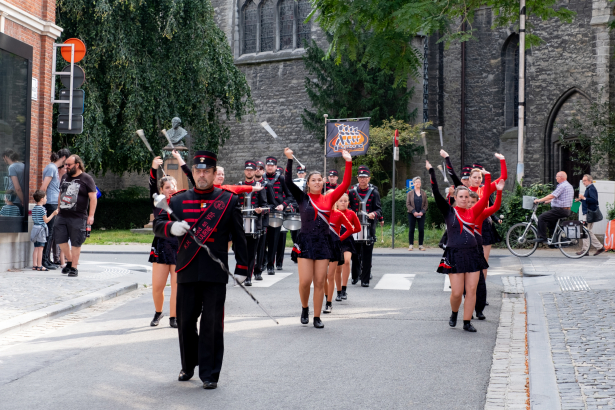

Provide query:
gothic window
left=243, top=1, right=257, bottom=54
left=297, top=0, right=311, bottom=47
left=260, top=0, right=275, bottom=52
left=279, top=0, right=294, bottom=50
left=503, top=34, right=519, bottom=128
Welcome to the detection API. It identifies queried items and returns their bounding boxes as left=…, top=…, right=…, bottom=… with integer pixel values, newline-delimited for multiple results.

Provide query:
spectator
left=2, top=149, right=25, bottom=215
left=0, top=190, right=20, bottom=216
left=533, top=171, right=574, bottom=242
left=577, top=174, right=605, bottom=256
left=406, top=177, right=428, bottom=251
left=55, top=155, right=97, bottom=277
left=31, top=190, right=58, bottom=271
left=40, top=149, right=71, bottom=270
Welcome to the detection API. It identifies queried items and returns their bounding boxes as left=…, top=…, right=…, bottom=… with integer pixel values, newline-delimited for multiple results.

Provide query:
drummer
left=349, top=165, right=382, bottom=287
left=326, top=169, right=338, bottom=191
left=238, top=160, right=268, bottom=285
left=254, top=160, right=273, bottom=278
left=275, top=165, right=291, bottom=270
left=264, top=156, right=294, bottom=275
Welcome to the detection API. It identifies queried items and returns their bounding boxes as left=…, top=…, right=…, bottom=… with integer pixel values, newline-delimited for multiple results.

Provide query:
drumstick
left=437, top=126, right=449, bottom=183
left=260, top=121, right=306, bottom=168
left=421, top=132, right=428, bottom=161
left=161, top=129, right=175, bottom=149
left=136, top=129, right=166, bottom=176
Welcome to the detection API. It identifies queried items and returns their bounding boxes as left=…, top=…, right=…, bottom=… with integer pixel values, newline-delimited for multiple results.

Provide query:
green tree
left=309, top=0, right=576, bottom=86
left=301, top=38, right=415, bottom=144
left=55, top=0, right=252, bottom=175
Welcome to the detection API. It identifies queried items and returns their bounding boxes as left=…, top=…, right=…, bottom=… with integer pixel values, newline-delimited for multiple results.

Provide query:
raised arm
left=471, top=172, right=492, bottom=218
left=329, top=150, right=353, bottom=204
left=476, top=180, right=503, bottom=227
left=284, top=157, right=304, bottom=201
left=488, top=154, right=507, bottom=194
left=442, top=150, right=463, bottom=187
left=428, top=163, right=450, bottom=217
left=149, top=157, right=163, bottom=207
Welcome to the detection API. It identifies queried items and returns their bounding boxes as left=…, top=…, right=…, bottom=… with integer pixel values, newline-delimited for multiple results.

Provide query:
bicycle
left=506, top=203, right=590, bottom=259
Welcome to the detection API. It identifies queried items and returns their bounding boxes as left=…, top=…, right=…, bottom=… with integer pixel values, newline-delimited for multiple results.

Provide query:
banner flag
left=325, top=119, right=370, bottom=158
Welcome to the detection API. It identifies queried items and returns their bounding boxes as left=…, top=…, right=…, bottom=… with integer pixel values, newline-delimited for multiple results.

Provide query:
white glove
left=235, top=274, right=247, bottom=284
left=170, top=221, right=190, bottom=236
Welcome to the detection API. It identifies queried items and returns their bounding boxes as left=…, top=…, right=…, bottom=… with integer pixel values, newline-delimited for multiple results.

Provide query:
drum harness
left=352, top=184, right=376, bottom=243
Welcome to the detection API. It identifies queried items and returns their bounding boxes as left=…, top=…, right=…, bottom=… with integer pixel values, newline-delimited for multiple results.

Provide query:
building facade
left=0, top=0, right=62, bottom=270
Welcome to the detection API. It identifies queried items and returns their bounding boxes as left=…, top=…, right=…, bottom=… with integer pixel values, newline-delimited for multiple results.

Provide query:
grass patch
left=86, top=229, right=154, bottom=245
left=284, top=223, right=445, bottom=249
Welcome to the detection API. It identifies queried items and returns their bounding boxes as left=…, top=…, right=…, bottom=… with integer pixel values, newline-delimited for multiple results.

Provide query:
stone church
left=99, top=0, right=615, bottom=191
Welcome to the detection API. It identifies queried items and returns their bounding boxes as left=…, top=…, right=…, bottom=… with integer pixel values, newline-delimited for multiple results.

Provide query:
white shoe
left=408, top=245, right=413, bottom=251
left=419, top=245, right=425, bottom=251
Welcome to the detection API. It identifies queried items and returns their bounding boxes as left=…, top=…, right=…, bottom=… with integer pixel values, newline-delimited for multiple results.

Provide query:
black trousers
left=256, top=228, right=267, bottom=273
left=351, top=241, right=374, bottom=284
left=537, top=208, right=571, bottom=239
left=42, top=203, right=58, bottom=265
left=266, top=225, right=281, bottom=268
left=246, top=235, right=259, bottom=279
left=276, top=230, right=287, bottom=267
left=407, top=213, right=426, bottom=246
left=177, top=282, right=226, bottom=383
left=475, top=271, right=487, bottom=313
left=290, top=229, right=299, bottom=244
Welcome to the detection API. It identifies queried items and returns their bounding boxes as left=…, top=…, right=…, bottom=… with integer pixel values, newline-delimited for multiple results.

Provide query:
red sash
left=176, top=189, right=233, bottom=272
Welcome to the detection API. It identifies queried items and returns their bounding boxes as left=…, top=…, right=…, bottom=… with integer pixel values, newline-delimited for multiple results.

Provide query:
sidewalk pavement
left=520, top=253, right=615, bottom=409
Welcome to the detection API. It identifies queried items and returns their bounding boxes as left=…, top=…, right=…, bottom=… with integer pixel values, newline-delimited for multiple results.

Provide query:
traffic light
left=52, top=38, right=87, bottom=135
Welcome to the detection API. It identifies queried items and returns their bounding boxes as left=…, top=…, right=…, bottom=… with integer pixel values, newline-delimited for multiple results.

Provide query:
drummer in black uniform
left=152, top=150, right=248, bottom=390
left=264, top=156, right=293, bottom=275
left=275, top=165, right=292, bottom=270
left=326, top=169, right=339, bottom=191
left=238, top=160, right=267, bottom=285
left=349, top=165, right=382, bottom=287
left=254, top=160, right=273, bottom=277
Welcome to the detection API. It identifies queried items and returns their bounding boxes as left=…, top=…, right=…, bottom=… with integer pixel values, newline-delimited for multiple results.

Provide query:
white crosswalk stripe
left=251, top=272, right=293, bottom=288
left=374, top=274, right=415, bottom=290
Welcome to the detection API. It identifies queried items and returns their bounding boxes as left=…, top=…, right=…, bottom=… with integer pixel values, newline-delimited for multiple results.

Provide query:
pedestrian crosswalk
left=374, top=274, right=415, bottom=290
left=250, top=272, right=293, bottom=288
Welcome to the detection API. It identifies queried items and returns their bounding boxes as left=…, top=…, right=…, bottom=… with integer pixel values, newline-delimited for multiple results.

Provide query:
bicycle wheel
left=506, top=223, right=539, bottom=257
left=558, top=227, right=590, bottom=259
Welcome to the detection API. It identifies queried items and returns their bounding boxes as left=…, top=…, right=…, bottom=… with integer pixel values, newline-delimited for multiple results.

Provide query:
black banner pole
left=324, top=114, right=328, bottom=178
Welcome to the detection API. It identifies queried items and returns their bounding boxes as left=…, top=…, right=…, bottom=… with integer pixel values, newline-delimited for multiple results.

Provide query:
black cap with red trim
left=328, top=169, right=338, bottom=177
left=266, top=156, right=277, bottom=165
left=461, top=165, right=472, bottom=179
left=277, top=166, right=284, bottom=174
left=256, top=160, right=265, bottom=169
left=245, top=160, right=256, bottom=170
left=357, top=166, right=370, bottom=177
left=472, top=163, right=484, bottom=170
left=193, top=150, right=217, bottom=169
left=297, top=165, right=306, bottom=173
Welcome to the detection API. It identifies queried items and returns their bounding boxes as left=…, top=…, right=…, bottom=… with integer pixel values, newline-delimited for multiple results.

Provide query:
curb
left=0, top=282, right=138, bottom=336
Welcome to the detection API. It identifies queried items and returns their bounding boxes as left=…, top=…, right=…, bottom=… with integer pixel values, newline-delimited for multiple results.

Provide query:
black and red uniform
left=153, top=150, right=248, bottom=385
left=237, top=160, right=268, bottom=283
left=264, top=156, right=294, bottom=274
left=349, top=166, right=382, bottom=286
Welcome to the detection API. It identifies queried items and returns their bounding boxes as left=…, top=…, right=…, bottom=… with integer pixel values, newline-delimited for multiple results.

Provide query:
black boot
left=449, top=311, right=458, bottom=327
left=169, top=317, right=178, bottom=328
left=301, top=307, right=309, bottom=324
left=463, top=320, right=477, bottom=332
left=476, top=311, right=486, bottom=320
left=150, top=311, right=164, bottom=327
left=313, top=317, right=324, bottom=328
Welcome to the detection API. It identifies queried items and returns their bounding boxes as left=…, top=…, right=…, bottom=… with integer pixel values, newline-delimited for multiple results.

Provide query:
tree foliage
left=309, top=0, right=576, bottom=86
left=55, top=0, right=252, bottom=175
left=558, top=97, right=615, bottom=179
left=301, top=38, right=415, bottom=143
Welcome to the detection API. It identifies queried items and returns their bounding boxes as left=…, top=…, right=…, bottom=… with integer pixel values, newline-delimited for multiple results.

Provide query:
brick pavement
left=543, top=290, right=615, bottom=410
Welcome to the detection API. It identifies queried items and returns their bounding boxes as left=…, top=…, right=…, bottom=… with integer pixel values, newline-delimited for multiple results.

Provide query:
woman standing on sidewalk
left=427, top=160, right=490, bottom=332
left=284, top=147, right=352, bottom=328
left=406, top=177, right=428, bottom=251
left=578, top=174, right=605, bottom=256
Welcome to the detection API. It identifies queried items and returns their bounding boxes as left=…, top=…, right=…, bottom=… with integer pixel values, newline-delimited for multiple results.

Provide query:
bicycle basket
left=562, top=221, right=582, bottom=239
left=522, top=196, right=536, bottom=210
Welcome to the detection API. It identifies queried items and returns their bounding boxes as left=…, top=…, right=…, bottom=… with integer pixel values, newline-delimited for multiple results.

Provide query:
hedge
left=381, top=191, right=444, bottom=228
left=92, top=198, right=152, bottom=230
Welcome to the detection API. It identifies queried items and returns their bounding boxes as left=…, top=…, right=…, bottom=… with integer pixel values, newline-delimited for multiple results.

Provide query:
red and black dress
left=284, top=159, right=352, bottom=260
left=429, top=168, right=491, bottom=274
left=329, top=209, right=354, bottom=265
left=337, top=208, right=361, bottom=255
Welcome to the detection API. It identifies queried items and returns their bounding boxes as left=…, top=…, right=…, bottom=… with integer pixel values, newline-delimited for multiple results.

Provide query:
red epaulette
left=170, top=189, right=187, bottom=198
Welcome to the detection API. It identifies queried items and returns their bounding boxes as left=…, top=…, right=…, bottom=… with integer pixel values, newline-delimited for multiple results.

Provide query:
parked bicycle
left=506, top=201, right=590, bottom=259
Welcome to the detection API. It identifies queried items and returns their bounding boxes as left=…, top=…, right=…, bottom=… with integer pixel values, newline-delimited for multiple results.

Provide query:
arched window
left=260, top=0, right=275, bottom=52
left=243, top=1, right=257, bottom=54
left=279, top=0, right=294, bottom=50
left=297, top=0, right=311, bottom=47
left=502, top=34, right=519, bottom=128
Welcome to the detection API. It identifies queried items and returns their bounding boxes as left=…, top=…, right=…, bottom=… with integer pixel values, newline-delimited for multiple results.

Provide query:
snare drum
left=269, top=210, right=284, bottom=228
left=243, top=215, right=258, bottom=236
left=352, top=224, right=371, bottom=242
left=283, top=212, right=301, bottom=231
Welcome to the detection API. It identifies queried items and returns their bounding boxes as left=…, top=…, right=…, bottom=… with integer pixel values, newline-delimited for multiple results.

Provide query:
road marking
left=557, top=276, right=590, bottom=292
left=444, top=275, right=451, bottom=292
left=374, top=274, right=415, bottom=290
left=251, top=272, right=293, bottom=288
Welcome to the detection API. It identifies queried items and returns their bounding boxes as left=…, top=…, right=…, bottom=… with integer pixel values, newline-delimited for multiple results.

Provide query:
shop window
left=0, top=33, right=31, bottom=233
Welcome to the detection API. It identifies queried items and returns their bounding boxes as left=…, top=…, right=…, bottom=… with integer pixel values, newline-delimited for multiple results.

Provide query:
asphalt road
left=1, top=251, right=507, bottom=410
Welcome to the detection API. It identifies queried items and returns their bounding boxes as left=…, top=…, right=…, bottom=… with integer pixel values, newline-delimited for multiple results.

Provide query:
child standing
left=31, top=190, right=58, bottom=271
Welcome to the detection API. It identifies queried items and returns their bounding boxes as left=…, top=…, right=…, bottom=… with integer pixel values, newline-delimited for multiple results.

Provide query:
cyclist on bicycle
left=532, top=171, right=574, bottom=243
